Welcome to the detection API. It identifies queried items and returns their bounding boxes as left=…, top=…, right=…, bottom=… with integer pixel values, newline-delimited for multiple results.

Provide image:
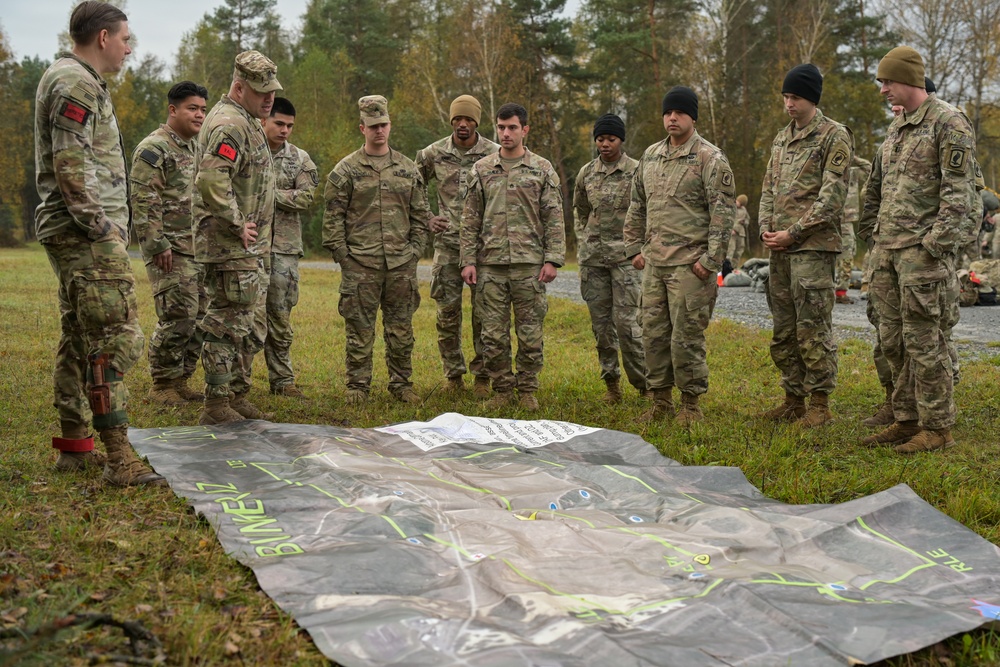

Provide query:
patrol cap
left=234, top=51, right=282, bottom=93
left=359, top=95, right=390, bottom=126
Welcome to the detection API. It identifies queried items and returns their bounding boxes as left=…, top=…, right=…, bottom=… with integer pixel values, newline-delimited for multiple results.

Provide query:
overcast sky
left=2, top=1, right=310, bottom=69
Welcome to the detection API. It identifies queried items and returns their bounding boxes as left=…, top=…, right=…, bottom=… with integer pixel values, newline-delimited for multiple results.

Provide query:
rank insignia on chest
left=216, top=141, right=238, bottom=162
left=60, top=101, right=90, bottom=125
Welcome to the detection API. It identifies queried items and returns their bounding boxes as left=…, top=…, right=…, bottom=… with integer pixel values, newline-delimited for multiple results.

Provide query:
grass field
left=1, top=245, right=999, bottom=666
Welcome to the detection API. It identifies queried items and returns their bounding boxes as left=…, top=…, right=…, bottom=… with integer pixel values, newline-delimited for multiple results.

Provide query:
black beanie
left=662, top=86, right=698, bottom=121
left=593, top=114, right=626, bottom=141
left=782, top=64, right=823, bottom=104
left=925, top=76, right=936, bottom=93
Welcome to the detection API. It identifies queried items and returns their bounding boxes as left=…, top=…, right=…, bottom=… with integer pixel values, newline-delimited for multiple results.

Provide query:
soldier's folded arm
left=276, top=154, right=319, bottom=212
left=857, top=155, right=882, bottom=245
left=541, top=170, right=566, bottom=268
left=924, top=120, right=976, bottom=257
left=322, top=166, right=351, bottom=263
left=702, top=157, right=737, bottom=272
left=786, top=129, right=853, bottom=243
left=129, top=146, right=170, bottom=259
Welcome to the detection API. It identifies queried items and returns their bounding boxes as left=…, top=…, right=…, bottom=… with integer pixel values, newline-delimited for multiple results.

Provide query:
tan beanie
left=877, top=46, right=925, bottom=88
left=450, top=95, right=482, bottom=125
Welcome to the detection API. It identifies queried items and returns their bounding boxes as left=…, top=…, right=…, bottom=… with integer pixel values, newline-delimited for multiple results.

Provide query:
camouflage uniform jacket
left=322, top=147, right=431, bottom=270
left=859, top=94, right=977, bottom=256
left=34, top=52, right=128, bottom=242
left=415, top=133, right=499, bottom=262
left=573, top=153, right=640, bottom=266
left=623, top=131, right=735, bottom=272
left=758, top=109, right=853, bottom=253
left=130, top=124, right=198, bottom=262
left=271, top=141, right=319, bottom=257
left=460, top=149, right=566, bottom=268
left=193, top=95, right=275, bottom=268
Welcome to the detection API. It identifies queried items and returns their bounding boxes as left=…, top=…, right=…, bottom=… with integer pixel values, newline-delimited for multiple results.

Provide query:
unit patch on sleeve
left=60, top=101, right=90, bottom=125
left=946, top=145, right=968, bottom=173
left=216, top=141, right=239, bottom=162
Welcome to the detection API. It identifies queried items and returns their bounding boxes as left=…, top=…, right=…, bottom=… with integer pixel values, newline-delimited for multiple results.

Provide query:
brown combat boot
left=100, top=426, right=167, bottom=487
left=149, top=379, right=186, bottom=407
left=860, top=420, right=920, bottom=447
left=53, top=421, right=106, bottom=471
left=519, top=392, right=539, bottom=412
left=486, top=391, right=514, bottom=410
left=473, top=377, right=491, bottom=399
left=199, top=396, right=246, bottom=425
left=760, top=393, right=806, bottom=421
left=394, top=387, right=422, bottom=405
left=642, top=388, right=675, bottom=421
left=675, top=393, right=704, bottom=427
left=271, top=384, right=306, bottom=398
left=446, top=377, right=465, bottom=393
left=602, top=379, right=623, bottom=405
left=345, top=389, right=369, bottom=405
left=895, top=428, right=956, bottom=454
left=863, top=384, right=895, bottom=427
left=230, top=393, right=274, bottom=420
left=175, top=377, right=204, bottom=402
left=797, top=392, right=833, bottom=428
left=835, top=293, right=856, bottom=305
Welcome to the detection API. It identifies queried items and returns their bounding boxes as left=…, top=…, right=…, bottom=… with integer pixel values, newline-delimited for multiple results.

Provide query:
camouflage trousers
left=476, top=264, right=548, bottom=393
left=42, top=232, right=145, bottom=431
left=145, top=252, right=206, bottom=383
left=579, top=263, right=647, bottom=391
left=837, top=227, right=856, bottom=292
left=338, top=258, right=420, bottom=393
left=199, top=261, right=262, bottom=399
left=640, top=263, right=717, bottom=395
left=865, top=295, right=894, bottom=388
left=430, top=258, right=485, bottom=381
left=265, top=253, right=300, bottom=390
left=236, top=264, right=269, bottom=396
left=870, top=245, right=959, bottom=430
left=765, top=250, right=838, bottom=397
left=727, top=231, right=746, bottom=264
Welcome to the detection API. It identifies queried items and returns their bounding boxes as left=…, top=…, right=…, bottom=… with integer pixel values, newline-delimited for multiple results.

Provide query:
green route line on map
left=617, top=527, right=714, bottom=569
left=389, top=456, right=513, bottom=511
left=602, top=465, right=659, bottom=493
left=434, top=447, right=567, bottom=468
left=854, top=516, right=940, bottom=590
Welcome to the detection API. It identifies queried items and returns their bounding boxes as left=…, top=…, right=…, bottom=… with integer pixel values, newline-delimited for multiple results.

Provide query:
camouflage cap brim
left=361, top=113, right=390, bottom=126
left=247, top=76, right=283, bottom=94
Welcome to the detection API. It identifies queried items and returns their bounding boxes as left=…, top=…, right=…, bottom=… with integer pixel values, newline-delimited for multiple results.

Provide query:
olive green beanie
left=876, top=46, right=925, bottom=88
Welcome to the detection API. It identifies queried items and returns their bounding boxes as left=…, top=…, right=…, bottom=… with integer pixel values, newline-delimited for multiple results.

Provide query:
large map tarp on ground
left=131, top=414, right=1000, bottom=666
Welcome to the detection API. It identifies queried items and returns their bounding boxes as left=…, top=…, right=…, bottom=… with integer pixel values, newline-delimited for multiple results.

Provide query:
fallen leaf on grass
left=224, top=641, right=241, bottom=655
left=89, top=592, right=107, bottom=602
left=1, top=606, right=28, bottom=624
left=135, top=604, right=153, bottom=614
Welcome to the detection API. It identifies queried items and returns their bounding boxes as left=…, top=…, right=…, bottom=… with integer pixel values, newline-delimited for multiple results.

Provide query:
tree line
left=3, top=0, right=1000, bottom=254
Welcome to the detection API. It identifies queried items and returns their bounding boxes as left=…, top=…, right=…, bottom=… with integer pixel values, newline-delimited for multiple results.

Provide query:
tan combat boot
left=199, top=396, right=246, bottom=425
left=642, top=388, right=675, bottom=421
left=860, top=420, right=920, bottom=446
left=272, top=384, right=306, bottom=398
left=519, top=392, right=539, bottom=412
left=862, top=384, right=895, bottom=427
left=602, top=379, right=623, bottom=405
left=473, top=377, right=491, bottom=399
left=394, top=387, right=422, bottom=405
left=100, top=426, right=167, bottom=487
left=175, top=377, right=204, bottom=402
left=759, top=393, right=806, bottom=421
left=230, top=392, right=274, bottom=420
left=675, top=393, right=704, bottom=427
left=54, top=421, right=106, bottom=471
left=149, top=379, right=186, bottom=407
left=446, top=377, right=465, bottom=393
left=486, top=391, right=514, bottom=410
left=797, top=392, right=833, bottom=428
left=345, top=389, right=369, bottom=405
left=895, top=428, right=956, bottom=454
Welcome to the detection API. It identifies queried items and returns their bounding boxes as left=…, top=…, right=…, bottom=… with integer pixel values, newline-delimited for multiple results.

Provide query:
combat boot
left=53, top=421, right=106, bottom=472
left=759, top=393, right=806, bottom=421
left=473, top=377, right=491, bottom=399
left=642, top=388, right=675, bottom=421
left=175, top=377, right=204, bottom=402
left=863, top=384, right=895, bottom=427
left=345, top=389, right=369, bottom=405
left=797, top=392, right=833, bottom=428
left=895, top=428, right=955, bottom=454
left=100, top=426, right=167, bottom=487
left=394, top=387, right=422, bottom=405
left=271, top=384, right=306, bottom=398
left=149, top=379, right=186, bottom=407
left=519, top=392, right=539, bottom=412
left=675, top=393, right=704, bottom=427
left=860, top=420, right=920, bottom=447
left=835, top=292, right=855, bottom=305
left=446, top=377, right=465, bottom=393
left=199, top=396, right=246, bottom=425
left=602, top=379, right=623, bottom=405
left=230, top=392, right=274, bottom=420
left=486, top=391, right=514, bottom=410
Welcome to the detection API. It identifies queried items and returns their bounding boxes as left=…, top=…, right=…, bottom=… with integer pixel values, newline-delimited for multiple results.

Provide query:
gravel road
left=302, top=261, right=1000, bottom=350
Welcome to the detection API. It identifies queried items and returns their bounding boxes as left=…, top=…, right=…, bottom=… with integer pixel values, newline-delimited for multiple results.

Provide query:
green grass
left=1, top=245, right=999, bottom=666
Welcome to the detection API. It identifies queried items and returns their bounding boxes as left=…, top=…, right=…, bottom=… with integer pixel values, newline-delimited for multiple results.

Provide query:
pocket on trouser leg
left=904, top=281, right=943, bottom=321
left=683, top=282, right=717, bottom=330
left=221, top=270, right=259, bottom=306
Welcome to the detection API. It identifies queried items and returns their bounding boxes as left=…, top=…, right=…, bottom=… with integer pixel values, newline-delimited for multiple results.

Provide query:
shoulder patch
left=946, top=144, right=968, bottom=173
left=59, top=100, right=90, bottom=125
left=328, top=169, right=347, bottom=189
left=714, top=162, right=736, bottom=196
left=215, top=140, right=238, bottom=162
left=138, top=148, right=162, bottom=168
left=825, top=136, right=852, bottom=176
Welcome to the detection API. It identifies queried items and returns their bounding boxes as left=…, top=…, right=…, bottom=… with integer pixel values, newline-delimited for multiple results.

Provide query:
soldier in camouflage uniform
left=858, top=47, right=977, bottom=453
left=461, top=103, right=566, bottom=412
left=758, top=64, right=852, bottom=428
left=34, top=2, right=163, bottom=486
left=728, top=195, right=750, bottom=265
left=194, top=51, right=279, bottom=424
left=323, top=95, right=431, bottom=405
left=835, top=156, right=871, bottom=305
left=623, top=87, right=736, bottom=425
left=131, top=81, right=208, bottom=407
left=415, top=95, right=499, bottom=397
left=573, top=113, right=646, bottom=404
left=262, top=97, right=318, bottom=398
